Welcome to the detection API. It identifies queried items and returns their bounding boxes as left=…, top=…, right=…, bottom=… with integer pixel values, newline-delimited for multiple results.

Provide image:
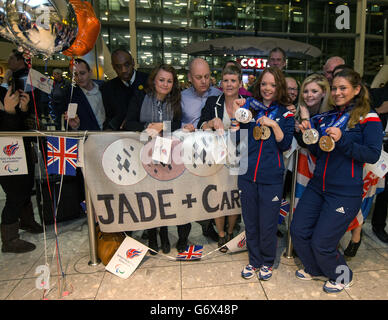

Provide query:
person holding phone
left=0, top=86, right=37, bottom=253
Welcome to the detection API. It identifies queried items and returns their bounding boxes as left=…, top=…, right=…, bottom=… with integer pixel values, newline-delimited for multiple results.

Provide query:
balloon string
left=26, top=60, right=66, bottom=299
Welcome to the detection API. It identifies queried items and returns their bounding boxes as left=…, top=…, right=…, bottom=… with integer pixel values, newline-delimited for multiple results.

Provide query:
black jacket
left=197, top=93, right=245, bottom=129
left=101, top=70, right=149, bottom=130
left=0, top=86, right=28, bottom=131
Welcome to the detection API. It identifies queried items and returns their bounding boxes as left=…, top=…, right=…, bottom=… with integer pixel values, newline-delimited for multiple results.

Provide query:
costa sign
left=238, top=58, right=268, bottom=69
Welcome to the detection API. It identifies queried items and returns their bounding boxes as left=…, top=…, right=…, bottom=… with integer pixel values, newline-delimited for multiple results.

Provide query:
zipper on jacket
left=277, top=151, right=281, bottom=168
left=352, top=159, right=354, bottom=178
left=253, top=140, right=264, bottom=182
left=322, top=153, right=330, bottom=192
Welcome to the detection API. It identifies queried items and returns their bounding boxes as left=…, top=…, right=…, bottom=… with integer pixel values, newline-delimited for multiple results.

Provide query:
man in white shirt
left=66, top=58, right=105, bottom=130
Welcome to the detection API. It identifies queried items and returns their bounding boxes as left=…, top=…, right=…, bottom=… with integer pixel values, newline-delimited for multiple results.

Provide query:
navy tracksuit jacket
left=238, top=103, right=294, bottom=269
left=291, top=107, right=383, bottom=283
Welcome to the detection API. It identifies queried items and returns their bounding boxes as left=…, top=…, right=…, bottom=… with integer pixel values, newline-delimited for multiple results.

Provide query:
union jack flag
left=295, top=148, right=385, bottom=231
left=279, top=199, right=290, bottom=224
left=176, top=245, right=203, bottom=261
left=47, top=136, right=78, bottom=176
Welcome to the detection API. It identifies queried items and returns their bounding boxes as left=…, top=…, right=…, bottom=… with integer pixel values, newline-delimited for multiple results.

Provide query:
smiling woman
left=291, top=68, right=384, bottom=294
left=121, top=63, right=191, bottom=255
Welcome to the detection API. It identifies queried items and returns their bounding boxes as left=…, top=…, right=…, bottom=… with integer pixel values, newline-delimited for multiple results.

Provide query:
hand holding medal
left=234, top=98, right=253, bottom=124
left=319, top=127, right=342, bottom=152
left=300, top=120, right=319, bottom=145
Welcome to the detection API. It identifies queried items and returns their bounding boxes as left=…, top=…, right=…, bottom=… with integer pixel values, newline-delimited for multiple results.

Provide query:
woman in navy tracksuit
left=234, top=67, right=295, bottom=281
left=291, top=69, right=383, bottom=293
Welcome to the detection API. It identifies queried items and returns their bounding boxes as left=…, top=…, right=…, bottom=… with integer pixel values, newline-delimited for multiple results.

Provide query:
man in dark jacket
left=49, top=68, right=70, bottom=130
left=65, top=58, right=105, bottom=131
left=101, top=48, right=148, bottom=130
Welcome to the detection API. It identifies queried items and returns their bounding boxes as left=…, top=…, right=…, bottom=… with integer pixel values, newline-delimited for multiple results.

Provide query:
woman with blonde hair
left=295, top=73, right=333, bottom=126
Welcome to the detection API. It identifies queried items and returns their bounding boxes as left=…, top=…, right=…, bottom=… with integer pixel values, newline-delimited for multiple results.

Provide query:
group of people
left=1, top=46, right=388, bottom=296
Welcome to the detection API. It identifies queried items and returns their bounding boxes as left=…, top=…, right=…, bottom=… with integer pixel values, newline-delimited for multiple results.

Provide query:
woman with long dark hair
left=291, top=69, right=383, bottom=293
left=122, top=63, right=190, bottom=254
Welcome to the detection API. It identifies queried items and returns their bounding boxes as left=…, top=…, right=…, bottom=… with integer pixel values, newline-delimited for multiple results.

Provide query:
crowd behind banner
left=1, top=46, right=388, bottom=295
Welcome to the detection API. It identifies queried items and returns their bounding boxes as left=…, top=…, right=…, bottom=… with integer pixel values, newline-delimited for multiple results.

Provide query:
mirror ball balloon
left=5, top=0, right=78, bottom=57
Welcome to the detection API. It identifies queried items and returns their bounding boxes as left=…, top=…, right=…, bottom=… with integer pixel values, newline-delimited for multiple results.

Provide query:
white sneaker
left=241, top=264, right=258, bottom=279
left=259, top=266, right=273, bottom=281
left=295, top=269, right=328, bottom=281
left=323, top=280, right=354, bottom=293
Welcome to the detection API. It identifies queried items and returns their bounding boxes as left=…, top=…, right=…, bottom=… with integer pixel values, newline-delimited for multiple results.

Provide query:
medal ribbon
left=254, top=104, right=278, bottom=130
left=317, top=111, right=350, bottom=136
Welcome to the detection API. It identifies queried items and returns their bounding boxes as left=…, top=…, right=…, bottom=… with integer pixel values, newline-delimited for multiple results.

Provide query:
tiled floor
left=1, top=191, right=388, bottom=301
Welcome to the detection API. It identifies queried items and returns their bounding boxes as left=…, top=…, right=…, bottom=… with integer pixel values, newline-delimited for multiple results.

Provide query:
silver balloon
left=0, top=0, right=17, bottom=42
left=6, top=0, right=78, bottom=57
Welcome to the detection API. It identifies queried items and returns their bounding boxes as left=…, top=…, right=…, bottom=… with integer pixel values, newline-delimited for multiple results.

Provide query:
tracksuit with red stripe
left=238, top=103, right=294, bottom=269
left=291, top=107, right=383, bottom=283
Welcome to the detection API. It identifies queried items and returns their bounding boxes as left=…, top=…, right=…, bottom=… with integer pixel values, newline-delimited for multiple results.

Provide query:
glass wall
left=97, top=0, right=388, bottom=82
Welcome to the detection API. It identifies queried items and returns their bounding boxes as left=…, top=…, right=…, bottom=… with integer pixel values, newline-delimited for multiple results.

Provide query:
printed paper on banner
left=152, top=136, right=172, bottom=164
left=225, top=231, right=247, bottom=253
left=26, top=69, right=54, bottom=94
left=76, top=139, right=84, bottom=168
left=0, top=137, right=28, bottom=176
left=105, top=236, right=148, bottom=279
left=365, top=150, right=388, bottom=178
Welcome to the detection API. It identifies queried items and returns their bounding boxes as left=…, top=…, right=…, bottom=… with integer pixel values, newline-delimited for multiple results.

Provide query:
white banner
left=83, top=131, right=248, bottom=233
left=0, top=137, right=28, bottom=176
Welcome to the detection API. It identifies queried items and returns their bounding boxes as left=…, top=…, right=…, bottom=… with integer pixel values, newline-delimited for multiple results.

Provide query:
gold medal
left=260, top=126, right=271, bottom=140
left=302, top=128, right=319, bottom=145
left=319, top=135, right=335, bottom=152
left=253, top=126, right=262, bottom=140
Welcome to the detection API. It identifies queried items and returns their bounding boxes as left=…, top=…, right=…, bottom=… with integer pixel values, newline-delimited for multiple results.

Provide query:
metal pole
left=284, top=149, right=299, bottom=259
left=84, top=181, right=100, bottom=266
left=0, top=131, right=103, bottom=266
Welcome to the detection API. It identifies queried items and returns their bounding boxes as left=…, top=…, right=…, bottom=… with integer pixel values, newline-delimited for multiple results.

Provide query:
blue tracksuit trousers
left=239, top=178, right=283, bottom=268
left=290, top=182, right=361, bottom=283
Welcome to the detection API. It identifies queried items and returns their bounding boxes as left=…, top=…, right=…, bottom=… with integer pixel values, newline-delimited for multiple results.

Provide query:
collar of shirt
left=81, top=81, right=99, bottom=95
left=121, top=70, right=137, bottom=87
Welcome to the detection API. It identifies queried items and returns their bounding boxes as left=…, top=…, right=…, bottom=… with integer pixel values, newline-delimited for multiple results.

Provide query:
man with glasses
left=285, top=77, right=299, bottom=109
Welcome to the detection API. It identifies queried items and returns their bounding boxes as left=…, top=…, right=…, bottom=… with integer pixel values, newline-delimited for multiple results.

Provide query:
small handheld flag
left=176, top=245, right=203, bottom=260
left=47, top=136, right=78, bottom=176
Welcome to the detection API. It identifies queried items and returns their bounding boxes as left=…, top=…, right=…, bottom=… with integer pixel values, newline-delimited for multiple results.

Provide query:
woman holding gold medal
left=290, top=69, right=383, bottom=293
left=232, top=67, right=295, bottom=281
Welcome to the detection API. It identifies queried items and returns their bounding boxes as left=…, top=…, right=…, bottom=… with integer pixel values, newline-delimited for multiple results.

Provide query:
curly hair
left=146, top=64, right=181, bottom=120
